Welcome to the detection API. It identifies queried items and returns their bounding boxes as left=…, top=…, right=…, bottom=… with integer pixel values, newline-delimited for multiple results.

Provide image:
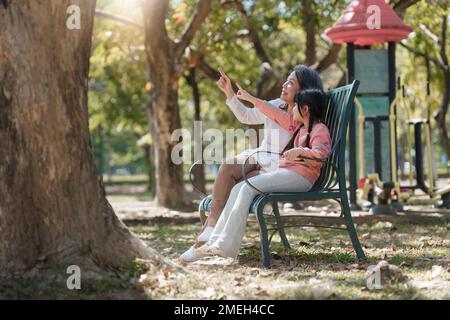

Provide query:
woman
left=195, top=88, right=332, bottom=259
left=180, top=65, right=324, bottom=262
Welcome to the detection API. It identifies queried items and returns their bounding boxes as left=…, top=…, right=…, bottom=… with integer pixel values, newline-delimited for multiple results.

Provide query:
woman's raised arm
left=217, top=69, right=265, bottom=125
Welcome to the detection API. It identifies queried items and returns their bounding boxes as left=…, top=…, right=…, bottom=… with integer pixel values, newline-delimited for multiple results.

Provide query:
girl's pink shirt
left=254, top=99, right=332, bottom=184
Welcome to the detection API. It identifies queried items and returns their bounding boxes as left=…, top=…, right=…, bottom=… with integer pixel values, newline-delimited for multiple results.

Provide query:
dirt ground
left=1, top=189, right=448, bottom=300
left=112, top=196, right=449, bottom=300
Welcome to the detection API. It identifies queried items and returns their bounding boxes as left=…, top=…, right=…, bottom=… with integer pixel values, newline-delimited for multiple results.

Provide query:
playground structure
left=355, top=77, right=450, bottom=212
left=325, top=0, right=449, bottom=213
left=388, top=79, right=449, bottom=208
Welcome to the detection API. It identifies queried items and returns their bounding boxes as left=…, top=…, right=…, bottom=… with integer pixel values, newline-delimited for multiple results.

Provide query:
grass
left=122, top=216, right=449, bottom=300
left=1, top=205, right=448, bottom=300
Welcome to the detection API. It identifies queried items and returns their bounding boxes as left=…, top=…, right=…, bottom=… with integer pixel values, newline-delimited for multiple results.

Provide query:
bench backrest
left=310, top=80, right=360, bottom=191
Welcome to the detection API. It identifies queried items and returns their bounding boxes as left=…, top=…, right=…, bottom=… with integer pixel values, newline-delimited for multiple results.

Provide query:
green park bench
left=189, top=80, right=366, bottom=268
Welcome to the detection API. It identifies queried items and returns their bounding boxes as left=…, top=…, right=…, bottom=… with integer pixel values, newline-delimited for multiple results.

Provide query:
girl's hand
left=282, top=147, right=304, bottom=161
left=236, top=83, right=256, bottom=104
left=216, top=68, right=234, bottom=99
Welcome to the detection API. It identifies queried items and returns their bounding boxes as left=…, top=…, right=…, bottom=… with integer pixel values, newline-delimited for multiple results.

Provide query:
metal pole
left=388, top=42, right=397, bottom=182
left=347, top=43, right=360, bottom=210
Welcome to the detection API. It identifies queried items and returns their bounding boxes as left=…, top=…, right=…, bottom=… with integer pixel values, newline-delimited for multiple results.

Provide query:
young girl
left=194, top=88, right=331, bottom=260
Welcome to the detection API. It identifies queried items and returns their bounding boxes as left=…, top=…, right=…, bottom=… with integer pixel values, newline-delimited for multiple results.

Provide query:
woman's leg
left=206, top=169, right=313, bottom=258
left=206, top=155, right=259, bottom=227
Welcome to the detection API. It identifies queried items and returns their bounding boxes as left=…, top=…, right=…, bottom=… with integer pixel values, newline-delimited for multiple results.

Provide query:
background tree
left=90, top=1, right=152, bottom=190
left=399, top=0, right=450, bottom=159
left=141, top=0, right=212, bottom=209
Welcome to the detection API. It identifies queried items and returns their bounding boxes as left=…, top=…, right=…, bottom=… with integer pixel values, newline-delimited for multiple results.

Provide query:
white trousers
left=207, top=168, right=313, bottom=258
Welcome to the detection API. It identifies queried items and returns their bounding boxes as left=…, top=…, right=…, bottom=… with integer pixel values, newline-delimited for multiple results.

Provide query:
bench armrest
left=242, top=150, right=281, bottom=195
left=188, top=160, right=208, bottom=197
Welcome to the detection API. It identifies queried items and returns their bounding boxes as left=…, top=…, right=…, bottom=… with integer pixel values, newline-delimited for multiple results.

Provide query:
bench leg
left=256, top=206, right=271, bottom=268
left=272, top=202, right=291, bottom=252
left=340, top=197, right=366, bottom=260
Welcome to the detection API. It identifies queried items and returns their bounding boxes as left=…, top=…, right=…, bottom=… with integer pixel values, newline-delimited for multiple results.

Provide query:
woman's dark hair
left=280, top=64, right=323, bottom=111
left=295, top=88, right=327, bottom=148
left=294, top=64, right=324, bottom=92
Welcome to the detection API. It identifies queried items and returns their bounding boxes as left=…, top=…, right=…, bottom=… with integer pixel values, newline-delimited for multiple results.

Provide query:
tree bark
left=392, top=0, right=420, bottom=17
left=302, top=0, right=316, bottom=66
left=0, top=0, right=152, bottom=272
left=142, top=0, right=211, bottom=209
left=435, top=16, right=450, bottom=159
left=434, top=69, right=450, bottom=158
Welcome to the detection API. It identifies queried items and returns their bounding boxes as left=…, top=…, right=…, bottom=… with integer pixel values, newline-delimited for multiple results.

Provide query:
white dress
left=226, top=95, right=292, bottom=172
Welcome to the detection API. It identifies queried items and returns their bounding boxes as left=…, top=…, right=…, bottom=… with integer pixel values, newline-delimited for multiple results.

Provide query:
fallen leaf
left=163, top=267, right=172, bottom=279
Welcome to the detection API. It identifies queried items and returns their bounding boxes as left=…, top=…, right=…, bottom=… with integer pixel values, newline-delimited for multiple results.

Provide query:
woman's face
left=280, top=71, right=300, bottom=104
left=293, top=103, right=309, bottom=123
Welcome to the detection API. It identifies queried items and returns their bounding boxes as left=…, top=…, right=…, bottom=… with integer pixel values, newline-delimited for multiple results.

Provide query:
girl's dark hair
left=295, top=88, right=327, bottom=148
left=281, top=88, right=327, bottom=154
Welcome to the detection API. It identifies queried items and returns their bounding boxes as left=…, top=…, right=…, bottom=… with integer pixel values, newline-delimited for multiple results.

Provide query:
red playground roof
left=324, top=0, right=412, bottom=45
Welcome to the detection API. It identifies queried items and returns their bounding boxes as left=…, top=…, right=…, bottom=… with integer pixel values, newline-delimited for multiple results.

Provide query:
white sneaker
left=197, top=226, right=214, bottom=242
left=179, top=246, right=201, bottom=262
left=195, top=244, right=223, bottom=257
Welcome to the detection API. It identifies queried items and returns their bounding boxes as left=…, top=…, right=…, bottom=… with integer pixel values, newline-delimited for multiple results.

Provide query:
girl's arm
left=282, top=125, right=331, bottom=161
left=236, top=84, right=296, bottom=132
left=253, top=99, right=294, bottom=132
left=299, top=125, right=332, bottom=159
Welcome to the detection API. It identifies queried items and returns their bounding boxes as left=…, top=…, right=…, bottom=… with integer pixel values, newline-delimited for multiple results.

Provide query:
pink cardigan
left=254, top=99, right=332, bottom=184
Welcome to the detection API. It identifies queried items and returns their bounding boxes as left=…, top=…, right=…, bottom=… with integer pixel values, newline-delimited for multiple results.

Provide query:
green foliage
left=89, top=0, right=148, bottom=174
left=88, top=0, right=449, bottom=176
left=397, top=1, right=450, bottom=160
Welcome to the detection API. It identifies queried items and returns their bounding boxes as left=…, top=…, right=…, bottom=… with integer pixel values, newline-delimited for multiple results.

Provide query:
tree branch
left=95, top=10, right=143, bottom=29
left=315, top=44, right=342, bottom=74
left=439, top=16, right=448, bottom=69
left=399, top=42, right=443, bottom=68
left=419, top=23, right=441, bottom=46
left=392, top=0, right=420, bottom=16
left=175, top=0, right=213, bottom=59
left=302, top=0, right=316, bottom=65
left=191, top=52, right=219, bottom=81
left=225, top=0, right=271, bottom=64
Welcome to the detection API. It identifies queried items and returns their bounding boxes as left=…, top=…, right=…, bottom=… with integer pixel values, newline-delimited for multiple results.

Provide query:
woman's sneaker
left=197, top=226, right=214, bottom=242
left=195, top=243, right=223, bottom=258
left=179, top=246, right=201, bottom=262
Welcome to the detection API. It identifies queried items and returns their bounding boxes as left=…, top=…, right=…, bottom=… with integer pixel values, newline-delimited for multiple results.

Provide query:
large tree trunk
left=144, top=51, right=187, bottom=208
left=0, top=0, right=151, bottom=272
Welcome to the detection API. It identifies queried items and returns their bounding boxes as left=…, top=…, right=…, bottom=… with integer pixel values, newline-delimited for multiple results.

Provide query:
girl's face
left=293, top=103, right=309, bottom=124
left=280, top=71, right=300, bottom=104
